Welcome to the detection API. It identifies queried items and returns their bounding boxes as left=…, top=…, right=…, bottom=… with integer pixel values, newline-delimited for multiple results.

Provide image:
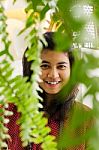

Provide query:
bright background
left=1, top=0, right=99, bottom=108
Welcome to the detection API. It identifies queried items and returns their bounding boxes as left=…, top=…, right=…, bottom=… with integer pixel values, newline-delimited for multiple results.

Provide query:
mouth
left=45, top=81, right=61, bottom=85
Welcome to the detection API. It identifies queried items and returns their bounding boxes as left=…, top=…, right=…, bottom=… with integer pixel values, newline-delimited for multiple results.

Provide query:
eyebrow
left=58, top=62, right=68, bottom=65
left=41, top=61, right=49, bottom=64
left=41, top=60, right=68, bottom=64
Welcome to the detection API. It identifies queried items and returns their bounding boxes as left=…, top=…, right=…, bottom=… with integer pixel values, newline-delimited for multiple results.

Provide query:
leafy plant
left=0, top=0, right=99, bottom=150
left=0, top=0, right=58, bottom=149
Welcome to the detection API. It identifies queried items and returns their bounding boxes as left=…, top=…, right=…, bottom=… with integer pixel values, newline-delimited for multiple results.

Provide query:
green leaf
left=40, top=4, right=50, bottom=20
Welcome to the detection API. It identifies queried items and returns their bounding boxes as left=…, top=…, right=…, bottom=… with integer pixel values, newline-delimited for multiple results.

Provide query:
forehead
left=41, top=49, right=69, bottom=62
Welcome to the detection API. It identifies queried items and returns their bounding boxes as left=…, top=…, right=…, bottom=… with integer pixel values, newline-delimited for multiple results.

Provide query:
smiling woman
left=6, top=32, right=94, bottom=150
left=39, top=50, right=70, bottom=94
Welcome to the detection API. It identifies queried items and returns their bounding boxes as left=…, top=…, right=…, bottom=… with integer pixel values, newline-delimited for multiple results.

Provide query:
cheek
left=63, top=69, right=71, bottom=80
left=39, top=70, right=47, bottom=80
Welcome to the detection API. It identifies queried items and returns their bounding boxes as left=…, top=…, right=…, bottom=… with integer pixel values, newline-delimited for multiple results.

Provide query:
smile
left=45, top=81, right=60, bottom=85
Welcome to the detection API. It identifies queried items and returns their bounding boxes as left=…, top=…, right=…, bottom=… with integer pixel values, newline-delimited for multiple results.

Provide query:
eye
left=40, top=64, right=50, bottom=70
left=57, top=65, right=67, bottom=70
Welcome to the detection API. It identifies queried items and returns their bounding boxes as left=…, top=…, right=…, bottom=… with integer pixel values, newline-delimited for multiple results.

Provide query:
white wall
left=2, top=0, right=27, bottom=10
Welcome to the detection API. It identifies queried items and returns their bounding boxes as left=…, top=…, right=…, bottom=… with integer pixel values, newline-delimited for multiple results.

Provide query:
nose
left=48, top=68, right=59, bottom=78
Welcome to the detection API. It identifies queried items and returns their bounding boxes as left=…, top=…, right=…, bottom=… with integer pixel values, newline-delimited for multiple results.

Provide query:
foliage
left=57, top=49, right=99, bottom=149
left=0, top=0, right=99, bottom=150
left=0, top=4, right=13, bottom=148
left=0, top=0, right=58, bottom=149
left=0, top=4, right=13, bottom=60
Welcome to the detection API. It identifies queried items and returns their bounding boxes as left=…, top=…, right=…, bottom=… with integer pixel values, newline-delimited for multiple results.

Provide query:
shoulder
left=72, top=101, right=94, bottom=128
left=71, top=101, right=93, bottom=124
left=73, top=101, right=92, bottom=112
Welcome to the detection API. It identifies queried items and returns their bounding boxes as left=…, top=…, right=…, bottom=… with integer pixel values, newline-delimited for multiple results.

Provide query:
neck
left=44, top=92, right=56, bottom=107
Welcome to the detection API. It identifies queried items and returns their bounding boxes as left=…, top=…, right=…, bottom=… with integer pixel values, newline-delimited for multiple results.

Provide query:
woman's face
left=39, top=49, right=71, bottom=94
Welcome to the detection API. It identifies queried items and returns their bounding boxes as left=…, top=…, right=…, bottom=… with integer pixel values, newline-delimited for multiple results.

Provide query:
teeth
left=46, top=81, right=59, bottom=85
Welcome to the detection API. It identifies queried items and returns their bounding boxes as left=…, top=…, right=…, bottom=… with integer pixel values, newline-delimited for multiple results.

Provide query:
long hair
left=22, top=32, right=78, bottom=120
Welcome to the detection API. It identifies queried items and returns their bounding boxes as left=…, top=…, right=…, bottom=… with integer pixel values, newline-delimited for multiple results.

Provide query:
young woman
left=6, top=32, right=93, bottom=150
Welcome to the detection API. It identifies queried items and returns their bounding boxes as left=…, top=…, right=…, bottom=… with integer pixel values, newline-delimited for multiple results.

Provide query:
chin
left=45, top=90, right=60, bottom=95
